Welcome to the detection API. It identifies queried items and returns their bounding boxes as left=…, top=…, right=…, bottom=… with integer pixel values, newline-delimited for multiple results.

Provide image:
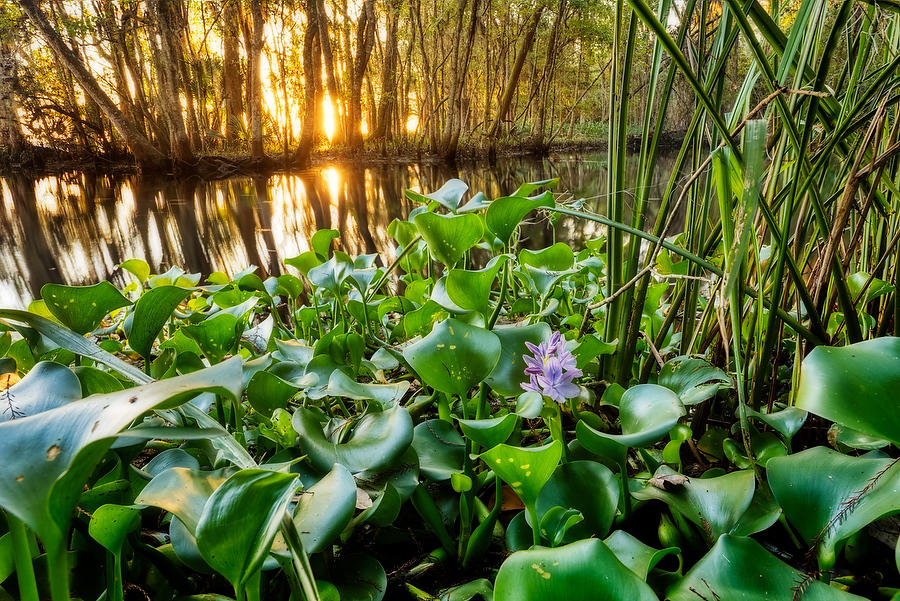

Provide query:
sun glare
left=406, top=114, right=419, bottom=133
left=323, top=95, right=336, bottom=141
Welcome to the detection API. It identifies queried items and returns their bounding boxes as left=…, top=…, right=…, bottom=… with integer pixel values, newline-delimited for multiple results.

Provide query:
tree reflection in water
left=0, top=153, right=681, bottom=307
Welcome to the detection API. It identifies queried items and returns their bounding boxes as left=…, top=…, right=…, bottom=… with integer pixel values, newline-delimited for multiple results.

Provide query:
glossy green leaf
left=292, top=405, right=414, bottom=473
left=795, top=337, right=900, bottom=446
left=481, top=441, right=562, bottom=512
left=667, top=535, right=866, bottom=601
left=0, top=361, right=81, bottom=422
left=246, top=370, right=301, bottom=415
left=136, top=467, right=232, bottom=533
left=292, top=464, right=357, bottom=553
left=413, top=212, right=484, bottom=268
left=632, top=466, right=755, bottom=545
left=181, top=313, right=241, bottom=364
left=41, top=282, right=130, bottom=334
left=403, top=318, right=501, bottom=397
left=88, top=504, right=141, bottom=553
left=196, top=469, right=300, bottom=589
left=768, top=446, right=900, bottom=569
left=119, top=259, right=150, bottom=283
left=129, top=286, right=192, bottom=359
left=493, top=538, right=657, bottom=601
left=308, top=252, right=353, bottom=294
left=406, top=179, right=469, bottom=213
left=458, top=414, right=518, bottom=449
left=311, top=229, right=340, bottom=259
left=0, top=357, right=241, bottom=556
left=142, top=448, right=200, bottom=477
left=746, top=405, right=808, bottom=444
left=582, top=384, right=685, bottom=448
left=485, top=322, right=551, bottom=396
left=657, top=356, right=731, bottom=405
left=485, top=191, right=555, bottom=246
left=323, top=370, right=410, bottom=407
left=537, top=460, right=619, bottom=541
left=412, top=420, right=465, bottom=481
left=446, top=256, right=508, bottom=320
left=72, top=365, right=125, bottom=396
left=603, top=530, right=680, bottom=580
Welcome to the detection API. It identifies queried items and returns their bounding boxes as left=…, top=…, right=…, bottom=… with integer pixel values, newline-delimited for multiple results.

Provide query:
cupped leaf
left=0, top=361, right=82, bottom=422
left=767, top=446, right=900, bottom=570
left=657, top=356, right=731, bottom=405
left=493, top=538, right=657, bottom=601
left=603, top=530, right=680, bottom=580
left=485, top=322, right=551, bottom=396
left=632, top=465, right=755, bottom=545
left=446, top=255, right=508, bottom=320
left=0, top=357, right=241, bottom=553
left=142, top=448, right=200, bottom=477
left=181, top=313, right=241, bottom=364
left=323, top=370, right=409, bottom=408
left=585, top=384, right=685, bottom=448
left=486, top=191, right=555, bottom=246
left=412, top=420, right=465, bottom=481
left=403, top=318, right=501, bottom=397
left=406, top=179, right=469, bottom=213
left=129, top=286, right=192, bottom=359
left=333, top=553, right=387, bottom=601
left=536, top=460, right=619, bottom=541
left=196, top=469, right=300, bottom=589
left=795, top=337, right=900, bottom=446
left=247, top=370, right=301, bottom=415
left=746, top=405, right=808, bottom=444
left=458, top=413, right=518, bottom=449
left=119, top=258, right=150, bottom=284
left=135, top=467, right=233, bottom=533
left=413, top=212, right=484, bottom=268
left=308, top=252, right=353, bottom=294
left=292, top=463, right=357, bottom=553
left=292, top=405, right=414, bottom=474
left=89, top=504, right=141, bottom=554
left=481, top=441, right=563, bottom=512
left=667, top=535, right=866, bottom=601
left=41, top=282, right=130, bottom=334
left=311, top=229, right=340, bottom=260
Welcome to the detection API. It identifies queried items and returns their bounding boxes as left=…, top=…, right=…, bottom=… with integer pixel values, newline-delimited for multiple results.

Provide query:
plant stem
left=46, top=539, right=70, bottom=601
left=6, top=513, right=39, bottom=601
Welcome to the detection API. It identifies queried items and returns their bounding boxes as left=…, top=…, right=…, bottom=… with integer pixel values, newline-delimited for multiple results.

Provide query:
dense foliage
left=1, top=177, right=899, bottom=601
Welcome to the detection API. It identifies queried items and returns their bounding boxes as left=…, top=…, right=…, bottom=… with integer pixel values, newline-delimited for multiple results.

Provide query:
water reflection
left=0, top=152, right=681, bottom=308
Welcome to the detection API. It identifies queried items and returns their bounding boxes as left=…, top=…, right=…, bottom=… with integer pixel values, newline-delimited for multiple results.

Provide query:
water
left=0, top=152, right=681, bottom=308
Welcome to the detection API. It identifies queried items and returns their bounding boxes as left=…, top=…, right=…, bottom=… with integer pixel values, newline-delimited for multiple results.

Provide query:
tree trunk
left=0, top=36, right=27, bottom=155
left=295, top=0, right=321, bottom=168
left=248, top=0, right=265, bottom=159
left=315, top=0, right=343, bottom=144
left=441, top=0, right=480, bottom=159
left=151, top=0, right=194, bottom=163
left=222, top=0, right=243, bottom=145
left=348, top=0, right=376, bottom=149
left=371, top=0, right=400, bottom=141
left=487, top=2, right=545, bottom=139
left=534, top=0, right=567, bottom=147
left=16, top=0, right=165, bottom=166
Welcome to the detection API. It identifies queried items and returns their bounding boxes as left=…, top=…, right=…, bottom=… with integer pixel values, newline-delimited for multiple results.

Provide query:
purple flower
left=521, top=331, right=582, bottom=403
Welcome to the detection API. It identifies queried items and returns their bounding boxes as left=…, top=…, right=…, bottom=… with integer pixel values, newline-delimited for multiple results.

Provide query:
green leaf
left=516, top=391, right=544, bottom=419
left=129, top=286, right=192, bottom=359
left=746, top=405, right=808, bottom=444
left=481, top=441, right=562, bottom=514
left=72, top=366, right=125, bottom=396
left=795, top=337, right=900, bottom=446
left=667, top=535, right=866, bottom=601
left=485, top=322, right=551, bottom=396
left=0, top=361, right=81, bottom=422
left=181, top=313, right=241, bottom=364
left=413, top=212, right=484, bottom=268
left=120, top=259, right=151, bottom=284
left=88, top=504, right=141, bottom=553
left=632, top=466, right=755, bottom=545
left=333, top=554, right=387, bottom=601
left=603, top=530, right=680, bottom=580
left=768, top=446, right=900, bottom=570
left=136, top=467, right=232, bottom=533
left=403, top=318, right=501, bottom=397
left=311, top=229, right=340, bottom=259
left=537, top=461, right=619, bottom=541
left=412, top=420, right=465, bottom=481
left=291, top=464, right=356, bottom=553
left=308, top=252, right=353, bottom=294
left=196, top=469, right=299, bottom=589
left=657, top=356, right=731, bottom=405
left=292, top=405, right=414, bottom=473
left=485, top=191, right=555, bottom=246
left=323, top=370, right=410, bottom=408
left=458, top=414, right=518, bottom=449
left=406, top=179, right=469, bottom=213
left=40, top=282, right=130, bottom=335
left=246, top=370, right=301, bottom=415
left=580, top=384, right=684, bottom=448
left=493, top=539, right=657, bottom=601
left=446, top=256, right=508, bottom=320
left=0, top=357, right=241, bottom=556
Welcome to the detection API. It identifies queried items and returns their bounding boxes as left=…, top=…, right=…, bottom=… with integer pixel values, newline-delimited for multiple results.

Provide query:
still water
left=0, top=152, right=681, bottom=308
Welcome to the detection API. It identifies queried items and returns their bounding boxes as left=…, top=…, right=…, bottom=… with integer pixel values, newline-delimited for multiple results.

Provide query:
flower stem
left=6, top=513, right=38, bottom=601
